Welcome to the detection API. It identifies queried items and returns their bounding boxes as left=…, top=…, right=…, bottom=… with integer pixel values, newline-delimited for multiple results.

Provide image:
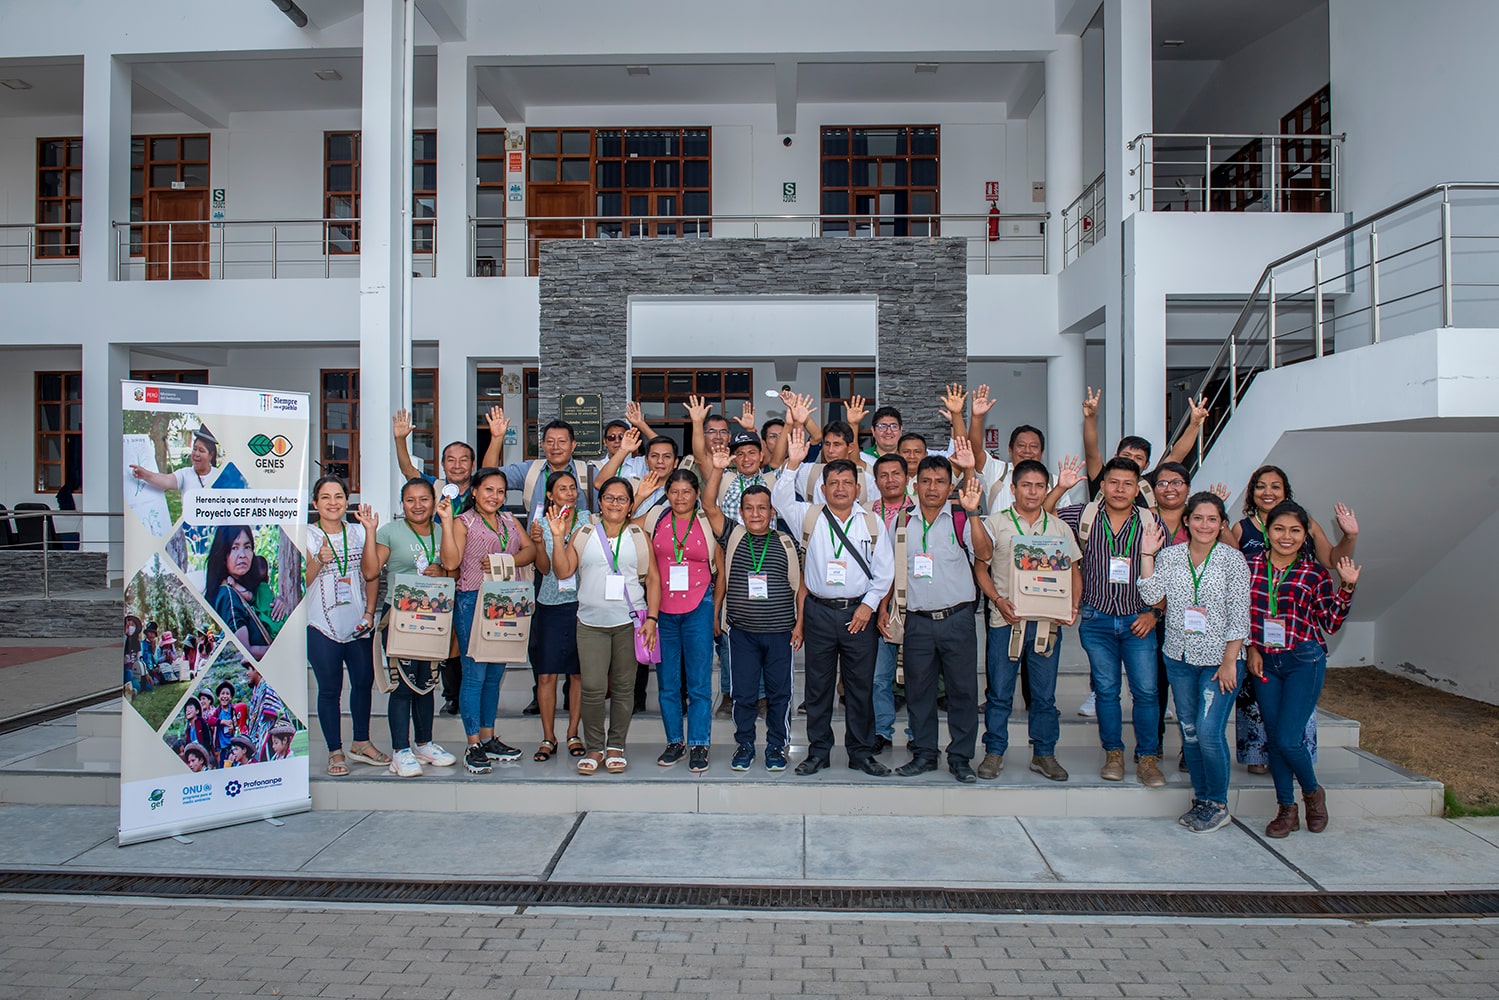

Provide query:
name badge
left=1183, top=605, right=1208, bottom=634
left=334, top=576, right=354, bottom=606
left=747, top=574, right=769, bottom=600
left=605, top=573, right=626, bottom=601
left=413, top=551, right=429, bottom=574
left=913, top=554, right=934, bottom=579
left=557, top=575, right=577, bottom=593
left=1108, top=556, right=1131, bottom=584
left=825, top=560, right=847, bottom=586
left=669, top=564, right=690, bottom=592
left=1263, top=617, right=1288, bottom=648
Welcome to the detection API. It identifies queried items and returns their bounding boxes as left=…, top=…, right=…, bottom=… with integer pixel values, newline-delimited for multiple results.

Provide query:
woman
left=304, top=475, right=385, bottom=777
left=1138, top=492, right=1251, bottom=834
left=1246, top=501, right=1360, bottom=838
left=362, top=478, right=458, bottom=778
left=205, top=526, right=280, bottom=659
left=1227, top=465, right=1358, bottom=774
left=130, top=425, right=220, bottom=510
left=527, top=469, right=585, bottom=762
left=438, top=467, right=535, bottom=776
left=640, top=469, right=725, bottom=773
left=547, top=476, right=658, bottom=775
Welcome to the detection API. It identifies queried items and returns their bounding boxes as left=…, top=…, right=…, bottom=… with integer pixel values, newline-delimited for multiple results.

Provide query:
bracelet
left=646, top=614, right=659, bottom=622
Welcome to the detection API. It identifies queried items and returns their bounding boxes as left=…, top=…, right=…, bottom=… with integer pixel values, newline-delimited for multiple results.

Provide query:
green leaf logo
left=247, top=434, right=274, bottom=456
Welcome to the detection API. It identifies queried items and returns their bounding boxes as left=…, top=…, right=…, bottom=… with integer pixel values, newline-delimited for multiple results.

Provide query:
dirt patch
left=1320, top=666, right=1499, bottom=812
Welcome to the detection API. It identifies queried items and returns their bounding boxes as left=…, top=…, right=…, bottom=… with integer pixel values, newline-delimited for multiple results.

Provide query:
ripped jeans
left=1165, top=656, right=1245, bottom=806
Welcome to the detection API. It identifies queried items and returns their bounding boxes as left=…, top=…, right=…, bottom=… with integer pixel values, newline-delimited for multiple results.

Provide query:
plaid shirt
left=1246, top=552, right=1352, bottom=651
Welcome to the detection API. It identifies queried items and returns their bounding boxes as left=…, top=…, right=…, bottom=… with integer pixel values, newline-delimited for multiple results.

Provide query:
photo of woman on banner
left=124, top=416, right=224, bottom=532
left=200, top=525, right=294, bottom=660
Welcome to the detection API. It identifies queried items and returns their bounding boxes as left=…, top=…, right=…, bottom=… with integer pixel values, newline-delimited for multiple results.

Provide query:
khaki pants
left=576, top=621, right=636, bottom=752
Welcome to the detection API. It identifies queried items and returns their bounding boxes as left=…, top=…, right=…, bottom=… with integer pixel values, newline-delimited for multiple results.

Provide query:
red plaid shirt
left=1246, top=552, right=1352, bottom=651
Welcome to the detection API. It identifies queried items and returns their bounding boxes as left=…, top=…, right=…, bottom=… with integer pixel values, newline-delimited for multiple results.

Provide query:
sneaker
left=1164, top=706, right=1176, bottom=722
left=389, top=747, right=422, bottom=778
left=1078, top=692, right=1097, bottom=717
left=1136, top=755, right=1167, bottom=788
left=439, top=699, right=458, bottom=716
left=1100, top=749, right=1125, bottom=781
left=714, top=695, right=733, bottom=719
left=1178, top=799, right=1204, bottom=827
left=796, top=701, right=807, bottom=715
left=657, top=742, right=686, bottom=767
left=480, top=737, right=522, bottom=762
left=764, top=746, right=787, bottom=772
left=464, top=744, right=492, bottom=774
left=976, top=753, right=1004, bottom=780
left=689, top=746, right=710, bottom=772
left=1029, top=755, right=1069, bottom=782
left=1188, top=803, right=1232, bottom=834
left=414, top=742, right=456, bottom=767
left=731, top=745, right=754, bottom=771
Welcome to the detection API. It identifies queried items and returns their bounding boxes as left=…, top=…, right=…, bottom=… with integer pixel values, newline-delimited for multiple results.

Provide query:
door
left=145, top=189, right=209, bottom=280
left=526, top=186, right=589, bottom=276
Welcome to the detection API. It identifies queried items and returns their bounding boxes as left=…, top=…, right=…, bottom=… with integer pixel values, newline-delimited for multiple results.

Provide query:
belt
left=808, top=593, right=867, bottom=611
left=908, top=601, right=975, bottom=621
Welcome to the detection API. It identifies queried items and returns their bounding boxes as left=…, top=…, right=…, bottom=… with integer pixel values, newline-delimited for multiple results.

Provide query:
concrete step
left=0, top=590, right=122, bottom=638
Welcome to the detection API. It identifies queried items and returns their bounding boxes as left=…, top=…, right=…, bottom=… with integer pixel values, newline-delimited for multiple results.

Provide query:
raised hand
left=435, top=497, right=454, bottom=523
left=392, top=409, right=413, bottom=440
left=528, top=516, right=545, bottom=544
left=736, top=401, right=756, bottom=431
left=951, top=436, right=976, bottom=472
left=1140, top=518, right=1165, bottom=556
left=787, top=394, right=811, bottom=426
left=316, top=535, right=336, bottom=565
left=619, top=427, right=642, bottom=455
left=636, top=468, right=664, bottom=499
left=845, top=394, right=867, bottom=427
left=941, top=383, right=969, bottom=420
left=485, top=405, right=509, bottom=439
left=545, top=503, right=571, bottom=539
left=959, top=471, right=983, bottom=512
left=684, top=394, right=711, bottom=423
left=710, top=446, right=733, bottom=471
left=1083, top=386, right=1100, bottom=419
left=971, top=384, right=995, bottom=416
left=785, top=427, right=810, bottom=466
left=1055, top=455, right=1084, bottom=491
left=1334, top=502, right=1359, bottom=539
left=1188, top=394, right=1210, bottom=427
left=354, top=503, right=378, bottom=531
left=1209, top=481, right=1231, bottom=502
left=624, top=400, right=644, bottom=426
left=1337, top=557, right=1361, bottom=588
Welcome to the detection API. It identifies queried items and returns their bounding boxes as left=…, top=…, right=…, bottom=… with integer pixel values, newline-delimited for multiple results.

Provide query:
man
left=718, top=431, right=774, bottom=525
left=759, top=418, right=785, bottom=470
left=773, top=429, right=895, bottom=777
left=495, top=414, right=596, bottom=515
left=861, top=405, right=906, bottom=468
left=393, top=407, right=501, bottom=511
left=868, top=453, right=913, bottom=751
left=793, top=420, right=873, bottom=505
left=881, top=452, right=990, bottom=783
left=684, top=394, right=735, bottom=474
left=1073, top=387, right=1208, bottom=501
left=973, top=459, right=1082, bottom=782
left=1054, top=457, right=1170, bottom=787
left=597, top=418, right=646, bottom=481
left=245, top=662, right=282, bottom=756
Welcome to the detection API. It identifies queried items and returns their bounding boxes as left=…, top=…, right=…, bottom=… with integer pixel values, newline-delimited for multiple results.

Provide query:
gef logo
left=248, top=433, right=294, bottom=470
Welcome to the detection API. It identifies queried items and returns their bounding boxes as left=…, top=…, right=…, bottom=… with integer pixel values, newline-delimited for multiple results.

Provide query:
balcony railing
left=0, top=225, right=82, bottom=282
left=1129, top=132, right=1345, bottom=214
left=468, top=212, right=1049, bottom=277
left=1061, top=173, right=1105, bottom=265
left=109, top=219, right=437, bottom=281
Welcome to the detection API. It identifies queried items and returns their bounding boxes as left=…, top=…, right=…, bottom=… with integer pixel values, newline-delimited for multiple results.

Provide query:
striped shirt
left=1246, top=552, right=1352, bottom=651
left=455, top=510, right=522, bottom=591
left=719, top=526, right=797, bottom=632
left=1056, top=503, right=1167, bottom=616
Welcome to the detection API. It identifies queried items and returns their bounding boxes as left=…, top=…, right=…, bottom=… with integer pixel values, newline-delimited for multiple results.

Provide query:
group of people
left=169, top=666, right=294, bottom=771
left=123, top=616, right=216, bottom=697
left=317, top=383, right=1360, bottom=840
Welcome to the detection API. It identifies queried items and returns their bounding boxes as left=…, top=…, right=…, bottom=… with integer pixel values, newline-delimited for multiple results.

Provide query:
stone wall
left=537, top=237, right=969, bottom=441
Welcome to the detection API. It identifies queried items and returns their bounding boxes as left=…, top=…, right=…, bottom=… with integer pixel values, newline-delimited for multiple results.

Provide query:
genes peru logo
left=247, top=433, right=294, bottom=470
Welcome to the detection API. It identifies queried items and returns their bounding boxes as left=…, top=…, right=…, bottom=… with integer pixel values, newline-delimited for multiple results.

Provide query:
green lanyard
left=603, top=526, right=625, bottom=572
left=478, top=512, right=509, bottom=551
left=918, top=512, right=955, bottom=553
left=1104, top=511, right=1139, bottom=559
left=1268, top=556, right=1296, bottom=618
left=669, top=511, right=690, bottom=563
left=1005, top=508, right=1047, bottom=536
left=328, top=526, right=349, bottom=576
left=412, top=524, right=436, bottom=567
left=747, top=532, right=770, bottom=574
left=876, top=499, right=905, bottom=530
left=1187, top=543, right=1215, bottom=603
left=828, top=514, right=856, bottom=558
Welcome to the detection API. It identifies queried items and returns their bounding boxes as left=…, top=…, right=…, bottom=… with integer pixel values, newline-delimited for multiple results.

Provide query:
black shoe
left=872, top=735, right=892, bottom=755
left=522, top=698, right=540, bottom=716
left=440, top=699, right=458, bottom=716
left=463, top=744, right=492, bottom=774
left=795, top=757, right=829, bottom=776
left=480, top=737, right=522, bottom=762
left=848, top=756, right=891, bottom=777
left=937, top=695, right=948, bottom=712
left=949, top=761, right=978, bottom=784
left=633, top=696, right=647, bottom=714
left=894, top=757, right=938, bottom=777
left=689, top=746, right=710, bottom=772
left=796, top=701, right=807, bottom=715
left=657, top=742, right=686, bottom=767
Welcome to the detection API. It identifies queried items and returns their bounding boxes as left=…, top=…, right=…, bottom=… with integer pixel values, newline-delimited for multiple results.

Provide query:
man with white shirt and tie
left=773, top=428, right=895, bottom=776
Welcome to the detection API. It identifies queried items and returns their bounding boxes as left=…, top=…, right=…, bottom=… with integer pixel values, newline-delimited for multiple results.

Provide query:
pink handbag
left=596, top=525, right=660, bottom=663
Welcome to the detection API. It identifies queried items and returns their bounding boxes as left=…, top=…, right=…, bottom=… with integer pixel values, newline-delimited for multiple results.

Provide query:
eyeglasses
left=604, top=434, right=625, bottom=443
left=873, top=422, right=901, bottom=431
left=705, top=428, right=730, bottom=436
left=599, top=494, right=631, bottom=505
left=1156, top=479, right=1187, bottom=488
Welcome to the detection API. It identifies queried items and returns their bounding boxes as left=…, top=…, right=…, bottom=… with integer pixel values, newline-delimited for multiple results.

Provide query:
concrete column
left=1044, top=33, right=1083, bottom=276
left=434, top=44, right=473, bottom=280
left=357, top=0, right=411, bottom=512
left=81, top=343, right=130, bottom=575
left=1046, top=332, right=1086, bottom=464
left=1123, top=258, right=1167, bottom=451
left=80, top=53, right=130, bottom=284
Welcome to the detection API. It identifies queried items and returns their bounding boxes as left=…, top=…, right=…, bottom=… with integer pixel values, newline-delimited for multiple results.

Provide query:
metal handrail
left=1129, top=131, right=1345, bottom=214
left=466, top=211, right=1050, bottom=277
left=0, top=509, right=123, bottom=597
left=0, top=224, right=83, bottom=282
left=1060, top=172, right=1105, bottom=265
left=1170, top=181, right=1499, bottom=469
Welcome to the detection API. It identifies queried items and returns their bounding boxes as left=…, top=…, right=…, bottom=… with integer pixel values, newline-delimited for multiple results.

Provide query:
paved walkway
left=0, top=897, right=1495, bottom=999
left=0, top=639, right=118, bottom=722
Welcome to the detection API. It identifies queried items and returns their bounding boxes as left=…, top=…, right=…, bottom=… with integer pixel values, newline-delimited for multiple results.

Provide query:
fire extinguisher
left=988, top=200, right=1000, bottom=241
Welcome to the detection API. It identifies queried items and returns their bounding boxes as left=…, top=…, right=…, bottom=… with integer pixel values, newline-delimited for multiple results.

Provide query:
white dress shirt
left=772, top=469, right=895, bottom=611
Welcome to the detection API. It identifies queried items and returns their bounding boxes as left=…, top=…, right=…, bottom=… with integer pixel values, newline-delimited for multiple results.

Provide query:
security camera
left=782, top=136, right=793, bottom=147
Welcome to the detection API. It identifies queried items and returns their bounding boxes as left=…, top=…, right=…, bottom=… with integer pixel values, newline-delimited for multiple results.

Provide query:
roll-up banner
left=119, top=382, right=311, bottom=845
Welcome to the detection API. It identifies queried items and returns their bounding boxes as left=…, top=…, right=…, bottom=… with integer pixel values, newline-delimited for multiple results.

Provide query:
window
left=130, top=133, right=210, bottom=257
left=820, top=367, right=877, bottom=425
left=36, top=138, right=82, bottom=259
left=35, top=371, right=82, bottom=491
left=130, top=369, right=209, bottom=384
left=409, top=368, right=438, bottom=473
left=412, top=130, right=436, bottom=253
left=473, top=368, right=536, bottom=461
left=474, top=130, right=509, bottom=272
left=820, top=126, right=940, bottom=236
left=324, top=131, right=361, bottom=254
left=631, top=368, right=751, bottom=455
left=523, top=367, right=539, bottom=460
left=1281, top=85, right=1332, bottom=212
left=321, top=369, right=360, bottom=490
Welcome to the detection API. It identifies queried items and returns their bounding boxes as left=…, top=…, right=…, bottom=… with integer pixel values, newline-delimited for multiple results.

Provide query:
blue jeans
left=1259, top=641, right=1327, bottom=805
left=658, top=591, right=715, bottom=746
left=455, top=589, right=506, bottom=737
left=1077, top=605, right=1161, bottom=758
left=306, top=625, right=373, bottom=752
left=729, top=628, right=794, bottom=750
left=1166, top=656, right=1244, bottom=805
left=716, top=629, right=732, bottom=697
left=984, top=621, right=1062, bottom=758
left=874, top=638, right=899, bottom=739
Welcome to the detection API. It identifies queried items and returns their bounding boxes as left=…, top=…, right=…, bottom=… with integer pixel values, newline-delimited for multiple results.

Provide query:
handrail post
left=1369, top=227, right=1381, bottom=343
left=42, top=517, right=50, bottom=597
left=167, top=223, right=174, bottom=281
left=1269, top=138, right=1279, bottom=212
left=218, top=222, right=225, bottom=279
left=1229, top=338, right=1238, bottom=414
left=1440, top=197, right=1454, bottom=327
left=1267, top=275, right=1278, bottom=369
left=324, top=223, right=331, bottom=278
left=26, top=227, right=33, bottom=283
left=1204, top=137, right=1213, bottom=211
left=271, top=225, right=279, bottom=279
left=1313, top=250, right=1325, bottom=357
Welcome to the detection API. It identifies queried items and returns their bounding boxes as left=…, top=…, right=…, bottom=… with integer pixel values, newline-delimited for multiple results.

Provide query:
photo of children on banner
left=123, top=553, right=226, bottom=727
left=160, top=643, right=308, bottom=769
left=469, top=553, right=534, bottom=662
left=167, top=522, right=303, bottom=661
left=1008, top=535, right=1075, bottom=659
left=375, top=575, right=457, bottom=692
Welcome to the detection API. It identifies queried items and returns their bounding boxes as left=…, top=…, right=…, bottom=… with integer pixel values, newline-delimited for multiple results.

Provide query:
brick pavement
left=0, top=899, right=1496, bottom=999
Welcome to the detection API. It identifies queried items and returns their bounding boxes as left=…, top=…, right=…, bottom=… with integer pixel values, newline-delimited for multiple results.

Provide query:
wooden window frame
left=412, top=130, right=436, bottom=254
left=1210, top=137, right=1264, bottom=213
left=631, top=368, right=752, bottom=455
left=819, top=125, right=940, bottom=237
left=408, top=367, right=439, bottom=474
left=129, top=369, right=209, bottom=385
left=324, top=131, right=362, bottom=255
left=1280, top=85, right=1333, bottom=212
left=35, top=371, right=83, bottom=492
left=320, top=368, right=361, bottom=492
left=523, top=367, right=540, bottom=460
left=820, top=367, right=877, bottom=426
left=130, top=133, right=211, bottom=258
left=35, top=137, right=83, bottom=259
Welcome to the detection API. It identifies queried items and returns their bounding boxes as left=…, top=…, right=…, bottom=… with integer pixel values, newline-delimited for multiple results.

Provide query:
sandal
left=327, top=751, right=349, bottom=777
left=534, top=739, right=557, bottom=762
left=577, top=751, right=603, bottom=774
left=604, top=747, right=628, bottom=773
left=346, top=743, right=391, bottom=766
left=567, top=736, right=586, bottom=757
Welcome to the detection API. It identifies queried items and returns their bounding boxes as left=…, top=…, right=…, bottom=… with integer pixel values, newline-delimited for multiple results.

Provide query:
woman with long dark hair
left=527, top=469, right=585, bottom=761
left=205, top=526, right=279, bottom=659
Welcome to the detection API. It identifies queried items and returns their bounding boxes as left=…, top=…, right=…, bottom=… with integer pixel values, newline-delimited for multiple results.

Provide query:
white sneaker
left=414, top=741, right=456, bottom=767
left=1078, top=692, right=1097, bottom=717
left=389, top=747, right=423, bottom=777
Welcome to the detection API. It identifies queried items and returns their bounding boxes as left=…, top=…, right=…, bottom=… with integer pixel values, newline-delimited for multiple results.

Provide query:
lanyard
left=669, top=511, right=690, bottom=563
left=478, top=512, right=508, bottom=550
left=827, top=513, right=856, bottom=558
left=1005, top=507, right=1048, bottom=536
left=747, top=532, right=770, bottom=574
left=1187, top=543, right=1215, bottom=603
left=1103, top=511, right=1138, bottom=559
left=603, top=526, right=625, bottom=572
left=1268, top=556, right=1296, bottom=618
left=918, top=511, right=953, bottom=553
left=327, top=526, right=349, bottom=576
left=875, top=499, right=905, bottom=530
left=412, top=524, right=436, bottom=566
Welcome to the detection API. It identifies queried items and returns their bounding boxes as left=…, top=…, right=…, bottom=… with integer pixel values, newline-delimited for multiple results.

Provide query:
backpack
left=799, top=503, right=880, bottom=555
left=570, top=516, right=649, bottom=581
left=524, top=460, right=594, bottom=515
left=645, top=504, right=720, bottom=564
left=723, top=524, right=800, bottom=594
left=1077, top=483, right=1156, bottom=546
left=887, top=505, right=970, bottom=645
left=800, top=462, right=865, bottom=501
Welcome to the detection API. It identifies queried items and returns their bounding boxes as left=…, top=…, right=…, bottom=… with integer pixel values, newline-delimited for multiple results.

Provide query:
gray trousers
left=576, top=622, right=636, bottom=752
left=903, top=606, right=979, bottom=764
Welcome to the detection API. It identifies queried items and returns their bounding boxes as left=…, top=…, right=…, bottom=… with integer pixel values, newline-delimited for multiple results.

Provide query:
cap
left=729, top=431, right=761, bottom=453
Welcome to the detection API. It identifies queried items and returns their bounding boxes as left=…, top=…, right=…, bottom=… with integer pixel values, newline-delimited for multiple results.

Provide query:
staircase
left=0, top=550, right=120, bottom=638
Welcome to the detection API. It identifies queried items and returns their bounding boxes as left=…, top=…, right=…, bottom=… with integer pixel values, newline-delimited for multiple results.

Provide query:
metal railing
left=467, top=212, right=1049, bottom=277
left=1061, top=172, right=1105, bottom=265
left=109, top=218, right=438, bottom=281
left=1171, top=181, right=1499, bottom=470
left=0, top=509, right=123, bottom=597
left=1129, top=132, right=1344, bottom=214
left=0, top=224, right=83, bottom=282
